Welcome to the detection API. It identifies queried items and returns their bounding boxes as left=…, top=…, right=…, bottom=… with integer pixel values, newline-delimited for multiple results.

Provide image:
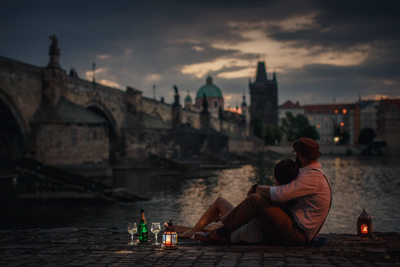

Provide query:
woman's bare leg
left=181, top=197, right=234, bottom=238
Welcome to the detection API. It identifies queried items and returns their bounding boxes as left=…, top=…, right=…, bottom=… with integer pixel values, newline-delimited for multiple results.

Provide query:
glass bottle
left=138, top=208, right=149, bottom=243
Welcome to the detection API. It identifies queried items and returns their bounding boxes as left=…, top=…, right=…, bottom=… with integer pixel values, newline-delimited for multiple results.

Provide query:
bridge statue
left=173, top=85, right=180, bottom=107
left=48, top=34, right=60, bottom=67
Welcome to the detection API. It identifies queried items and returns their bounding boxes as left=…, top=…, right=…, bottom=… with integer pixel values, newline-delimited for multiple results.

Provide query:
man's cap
left=293, top=137, right=321, bottom=160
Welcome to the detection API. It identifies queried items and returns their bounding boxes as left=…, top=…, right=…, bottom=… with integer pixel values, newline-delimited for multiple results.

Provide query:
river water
left=3, top=156, right=400, bottom=234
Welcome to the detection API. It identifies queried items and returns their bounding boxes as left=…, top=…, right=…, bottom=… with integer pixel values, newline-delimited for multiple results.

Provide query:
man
left=195, top=137, right=331, bottom=245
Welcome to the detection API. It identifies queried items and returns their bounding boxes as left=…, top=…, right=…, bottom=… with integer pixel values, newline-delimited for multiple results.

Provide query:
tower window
left=214, top=101, right=218, bottom=108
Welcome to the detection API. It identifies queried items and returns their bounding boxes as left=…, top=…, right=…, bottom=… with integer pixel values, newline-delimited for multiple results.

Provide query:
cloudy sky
left=1, top=0, right=399, bottom=107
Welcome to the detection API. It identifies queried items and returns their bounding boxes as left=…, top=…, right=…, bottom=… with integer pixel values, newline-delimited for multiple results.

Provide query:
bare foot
left=180, top=230, right=194, bottom=239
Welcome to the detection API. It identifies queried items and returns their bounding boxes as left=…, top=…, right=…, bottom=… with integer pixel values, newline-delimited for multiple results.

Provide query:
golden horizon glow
left=85, top=67, right=107, bottom=80
left=225, top=106, right=242, bottom=114
left=99, top=79, right=121, bottom=88
left=181, top=58, right=250, bottom=78
left=144, top=73, right=162, bottom=83
left=97, top=54, right=110, bottom=59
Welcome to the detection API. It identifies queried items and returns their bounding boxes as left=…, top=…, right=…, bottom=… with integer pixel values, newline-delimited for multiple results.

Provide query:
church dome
left=184, top=94, right=192, bottom=103
left=196, top=76, right=223, bottom=98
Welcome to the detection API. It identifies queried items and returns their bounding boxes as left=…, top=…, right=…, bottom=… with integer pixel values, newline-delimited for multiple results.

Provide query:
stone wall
left=0, top=54, right=251, bottom=174
left=142, top=97, right=173, bottom=125
left=181, top=109, right=201, bottom=129
left=34, top=124, right=109, bottom=165
left=122, top=129, right=174, bottom=160
left=65, top=77, right=126, bottom=136
left=0, top=56, right=43, bottom=133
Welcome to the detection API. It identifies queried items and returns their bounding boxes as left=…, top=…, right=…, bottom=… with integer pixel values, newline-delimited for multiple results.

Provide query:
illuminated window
left=317, top=124, right=321, bottom=129
left=340, top=122, right=344, bottom=127
left=334, top=109, right=339, bottom=114
left=342, top=108, right=347, bottom=114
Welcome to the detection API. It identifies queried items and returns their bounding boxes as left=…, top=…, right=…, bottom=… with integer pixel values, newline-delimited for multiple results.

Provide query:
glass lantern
left=162, top=221, right=177, bottom=249
left=357, top=209, right=373, bottom=237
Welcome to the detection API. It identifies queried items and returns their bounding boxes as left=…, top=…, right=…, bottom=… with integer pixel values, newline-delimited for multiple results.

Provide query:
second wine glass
left=151, top=222, right=161, bottom=245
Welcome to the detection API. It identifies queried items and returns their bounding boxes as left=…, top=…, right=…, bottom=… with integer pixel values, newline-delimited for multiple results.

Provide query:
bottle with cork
left=138, top=208, right=149, bottom=243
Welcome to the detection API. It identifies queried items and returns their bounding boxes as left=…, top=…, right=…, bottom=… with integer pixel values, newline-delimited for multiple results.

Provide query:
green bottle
left=138, top=208, right=148, bottom=243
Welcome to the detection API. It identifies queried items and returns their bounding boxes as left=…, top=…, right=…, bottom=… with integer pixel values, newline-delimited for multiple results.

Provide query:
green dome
left=196, top=76, right=223, bottom=98
left=184, top=94, right=192, bottom=103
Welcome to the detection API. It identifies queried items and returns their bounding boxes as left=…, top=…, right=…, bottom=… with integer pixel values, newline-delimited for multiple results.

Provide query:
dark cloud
left=269, top=0, right=400, bottom=48
left=0, top=0, right=398, bottom=105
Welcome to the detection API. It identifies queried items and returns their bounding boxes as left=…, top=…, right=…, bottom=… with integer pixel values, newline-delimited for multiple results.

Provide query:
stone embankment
left=1, top=228, right=399, bottom=266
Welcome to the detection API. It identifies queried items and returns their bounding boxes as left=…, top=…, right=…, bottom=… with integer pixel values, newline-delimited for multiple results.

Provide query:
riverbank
left=1, top=227, right=399, bottom=266
left=266, top=145, right=363, bottom=156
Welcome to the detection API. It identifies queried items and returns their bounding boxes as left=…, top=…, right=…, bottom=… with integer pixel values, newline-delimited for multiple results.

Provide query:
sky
left=1, top=0, right=399, bottom=107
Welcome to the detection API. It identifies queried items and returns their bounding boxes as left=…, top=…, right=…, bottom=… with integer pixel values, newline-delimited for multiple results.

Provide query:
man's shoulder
left=298, top=164, right=326, bottom=181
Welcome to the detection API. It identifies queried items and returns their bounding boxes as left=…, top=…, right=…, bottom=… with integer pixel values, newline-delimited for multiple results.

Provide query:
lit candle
left=361, top=224, right=368, bottom=234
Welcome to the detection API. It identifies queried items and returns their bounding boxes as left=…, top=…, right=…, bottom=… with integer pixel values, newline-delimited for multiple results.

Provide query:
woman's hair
left=274, top=159, right=299, bottom=185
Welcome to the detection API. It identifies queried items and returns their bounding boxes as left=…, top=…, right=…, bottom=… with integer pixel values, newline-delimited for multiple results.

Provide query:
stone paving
left=0, top=228, right=399, bottom=266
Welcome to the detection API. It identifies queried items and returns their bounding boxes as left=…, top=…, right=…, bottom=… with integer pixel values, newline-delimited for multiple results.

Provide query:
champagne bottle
left=138, top=208, right=148, bottom=243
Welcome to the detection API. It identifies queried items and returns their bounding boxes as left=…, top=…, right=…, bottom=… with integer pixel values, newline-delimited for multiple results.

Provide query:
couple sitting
left=181, top=137, right=331, bottom=245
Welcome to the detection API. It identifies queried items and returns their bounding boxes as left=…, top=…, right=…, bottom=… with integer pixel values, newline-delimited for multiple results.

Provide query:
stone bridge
left=0, top=36, right=252, bottom=177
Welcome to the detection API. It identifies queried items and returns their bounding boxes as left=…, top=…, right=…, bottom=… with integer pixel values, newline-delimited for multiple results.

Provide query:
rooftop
left=280, top=100, right=302, bottom=109
left=304, top=103, right=356, bottom=115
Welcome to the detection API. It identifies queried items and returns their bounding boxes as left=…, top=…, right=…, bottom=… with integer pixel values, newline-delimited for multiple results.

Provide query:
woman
left=180, top=159, right=299, bottom=243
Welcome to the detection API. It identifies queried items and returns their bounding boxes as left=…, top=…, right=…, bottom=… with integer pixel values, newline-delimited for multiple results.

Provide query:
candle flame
left=361, top=224, right=368, bottom=234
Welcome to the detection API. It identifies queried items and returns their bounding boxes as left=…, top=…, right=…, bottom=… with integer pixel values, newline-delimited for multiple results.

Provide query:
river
left=2, top=156, right=400, bottom=234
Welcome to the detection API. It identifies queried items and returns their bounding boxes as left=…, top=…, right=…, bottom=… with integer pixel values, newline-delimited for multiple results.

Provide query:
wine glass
left=127, top=222, right=137, bottom=245
left=151, top=222, right=161, bottom=245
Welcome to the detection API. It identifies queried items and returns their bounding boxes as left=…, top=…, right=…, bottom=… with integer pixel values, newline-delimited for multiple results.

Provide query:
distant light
left=334, top=136, right=340, bottom=143
left=334, top=109, right=339, bottom=114
left=316, top=124, right=321, bottom=129
left=340, top=122, right=344, bottom=127
left=342, top=108, right=347, bottom=114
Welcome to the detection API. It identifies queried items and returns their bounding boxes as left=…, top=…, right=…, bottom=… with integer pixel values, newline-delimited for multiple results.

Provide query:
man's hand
left=255, top=185, right=272, bottom=200
left=247, top=184, right=271, bottom=200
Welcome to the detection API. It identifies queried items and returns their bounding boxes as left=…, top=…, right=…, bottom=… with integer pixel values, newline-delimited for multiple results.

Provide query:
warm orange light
left=316, top=124, right=321, bottom=129
left=162, top=231, right=177, bottom=248
left=334, top=109, right=339, bottom=114
left=342, top=109, right=347, bottom=114
left=361, top=224, right=368, bottom=234
left=340, top=122, right=344, bottom=127
left=225, top=107, right=242, bottom=114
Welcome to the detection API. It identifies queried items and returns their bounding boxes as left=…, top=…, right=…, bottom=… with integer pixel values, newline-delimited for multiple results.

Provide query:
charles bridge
left=0, top=36, right=253, bottom=177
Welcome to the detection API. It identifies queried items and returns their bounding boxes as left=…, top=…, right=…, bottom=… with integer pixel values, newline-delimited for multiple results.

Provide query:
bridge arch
left=0, top=89, right=28, bottom=161
left=84, top=100, right=119, bottom=162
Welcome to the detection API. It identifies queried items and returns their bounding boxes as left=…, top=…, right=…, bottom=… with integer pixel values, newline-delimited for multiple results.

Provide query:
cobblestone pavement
left=0, top=228, right=399, bottom=266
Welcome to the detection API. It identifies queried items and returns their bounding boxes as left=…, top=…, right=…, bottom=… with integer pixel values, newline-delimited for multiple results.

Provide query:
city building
left=278, top=100, right=304, bottom=125
left=304, top=104, right=360, bottom=145
left=184, top=92, right=193, bottom=110
left=359, top=100, right=379, bottom=133
left=195, top=76, right=224, bottom=117
left=249, top=61, right=278, bottom=126
left=376, top=98, right=400, bottom=154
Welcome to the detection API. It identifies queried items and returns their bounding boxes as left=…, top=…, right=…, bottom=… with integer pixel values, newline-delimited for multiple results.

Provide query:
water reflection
left=2, top=156, right=399, bottom=234
left=321, top=156, right=400, bottom=234
left=112, top=156, right=400, bottom=234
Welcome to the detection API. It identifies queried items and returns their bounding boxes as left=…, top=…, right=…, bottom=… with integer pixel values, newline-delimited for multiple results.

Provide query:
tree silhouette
left=281, top=112, right=319, bottom=142
left=358, top=128, right=376, bottom=145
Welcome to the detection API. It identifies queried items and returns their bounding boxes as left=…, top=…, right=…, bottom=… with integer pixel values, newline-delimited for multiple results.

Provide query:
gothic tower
left=249, top=61, right=278, bottom=126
